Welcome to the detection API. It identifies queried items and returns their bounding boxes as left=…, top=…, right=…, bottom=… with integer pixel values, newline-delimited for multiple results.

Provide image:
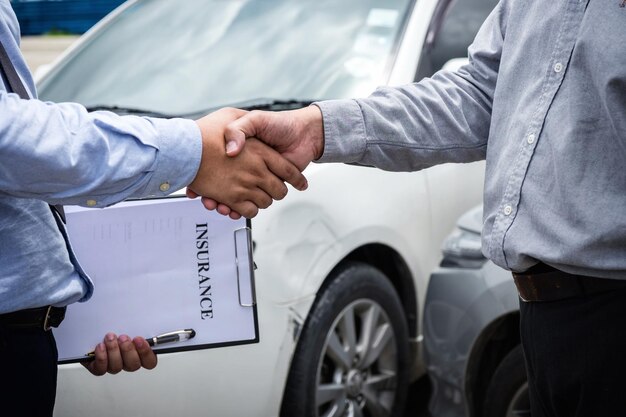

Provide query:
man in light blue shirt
left=216, top=0, right=626, bottom=415
left=0, top=1, right=306, bottom=415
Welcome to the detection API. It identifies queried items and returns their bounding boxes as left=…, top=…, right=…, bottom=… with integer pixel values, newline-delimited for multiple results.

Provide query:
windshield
left=38, top=0, right=412, bottom=116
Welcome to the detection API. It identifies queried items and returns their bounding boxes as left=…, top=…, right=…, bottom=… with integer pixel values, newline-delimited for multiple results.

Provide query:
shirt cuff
left=143, top=117, right=202, bottom=196
left=314, top=99, right=367, bottom=163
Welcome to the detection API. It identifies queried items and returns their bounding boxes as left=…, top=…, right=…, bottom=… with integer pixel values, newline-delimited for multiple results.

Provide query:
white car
left=37, top=0, right=496, bottom=415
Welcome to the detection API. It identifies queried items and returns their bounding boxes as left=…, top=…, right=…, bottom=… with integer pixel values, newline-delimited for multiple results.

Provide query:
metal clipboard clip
left=233, top=227, right=257, bottom=307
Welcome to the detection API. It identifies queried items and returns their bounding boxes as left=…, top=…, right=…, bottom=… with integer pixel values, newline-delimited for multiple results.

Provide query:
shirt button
left=159, top=182, right=171, bottom=192
left=504, top=205, right=513, bottom=216
left=554, top=62, right=563, bottom=73
left=86, top=199, right=97, bottom=207
left=527, top=134, right=536, bottom=144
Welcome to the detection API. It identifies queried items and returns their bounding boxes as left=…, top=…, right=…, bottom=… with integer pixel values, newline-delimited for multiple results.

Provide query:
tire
left=280, top=262, right=410, bottom=417
left=483, top=345, right=531, bottom=417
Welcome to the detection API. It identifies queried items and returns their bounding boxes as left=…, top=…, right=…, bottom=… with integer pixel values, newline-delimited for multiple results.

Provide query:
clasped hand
left=188, top=106, right=324, bottom=218
left=186, top=107, right=314, bottom=219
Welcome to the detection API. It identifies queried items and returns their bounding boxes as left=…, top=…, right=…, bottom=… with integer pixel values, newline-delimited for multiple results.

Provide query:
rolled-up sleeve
left=317, top=0, right=506, bottom=171
left=0, top=91, right=201, bottom=207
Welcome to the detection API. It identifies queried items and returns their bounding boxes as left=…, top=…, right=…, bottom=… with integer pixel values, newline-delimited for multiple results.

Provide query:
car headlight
left=440, top=228, right=486, bottom=269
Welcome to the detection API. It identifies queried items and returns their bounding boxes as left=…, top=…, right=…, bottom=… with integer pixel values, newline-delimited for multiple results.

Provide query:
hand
left=82, top=333, right=157, bottom=376
left=199, top=105, right=324, bottom=216
left=224, top=105, right=325, bottom=170
left=187, top=108, right=308, bottom=218
left=186, top=188, right=243, bottom=220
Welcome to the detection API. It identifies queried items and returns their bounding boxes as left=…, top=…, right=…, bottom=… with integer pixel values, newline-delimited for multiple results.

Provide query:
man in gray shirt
left=212, top=0, right=626, bottom=415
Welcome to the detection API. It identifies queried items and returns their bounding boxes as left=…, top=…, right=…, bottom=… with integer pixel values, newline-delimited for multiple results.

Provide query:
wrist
left=189, top=119, right=218, bottom=192
left=302, top=105, right=325, bottom=160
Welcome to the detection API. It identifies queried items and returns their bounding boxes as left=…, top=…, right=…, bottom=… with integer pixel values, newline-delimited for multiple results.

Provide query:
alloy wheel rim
left=315, top=299, right=398, bottom=417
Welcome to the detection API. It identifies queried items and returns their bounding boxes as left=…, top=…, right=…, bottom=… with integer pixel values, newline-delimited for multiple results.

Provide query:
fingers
left=235, top=201, right=260, bottom=218
left=204, top=197, right=259, bottom=219
left=81, top=333, right=157, bottom=376
left=201, top=198, right=219, bottom=211
left=258, top=176, right=289, bottom=202
left=81, top=332, right=121, bottom=375
left=200, top=198, right=243, bottom=220
left=216, top=204, right=232, bottom=216
left=263, top=150, right=308, bottom=192
left=118, top=334, right=141, bottom=372
left=133, top=337, right=157, bottom=370
left=82, top=342, right=108, bottom=376
left=186, top=188, right=199, bottom=199
left=245, top=139, right=307, bottom=194
left=103, top=332, right=124, bottom=374
left=195, top=141, right=304, bottom=218
left=198, top=193, right=262, bottom=219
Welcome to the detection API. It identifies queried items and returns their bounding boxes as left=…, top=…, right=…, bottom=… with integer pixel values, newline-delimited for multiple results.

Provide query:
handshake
left=186, top=105, right=325, bottom=219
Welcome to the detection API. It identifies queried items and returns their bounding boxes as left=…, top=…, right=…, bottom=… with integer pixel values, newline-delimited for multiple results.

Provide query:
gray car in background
left=423, top=206, right=530, bottom=417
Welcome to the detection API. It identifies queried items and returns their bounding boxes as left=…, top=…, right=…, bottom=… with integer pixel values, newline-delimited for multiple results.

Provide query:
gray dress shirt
left=317, top=0, right=626, bottom=278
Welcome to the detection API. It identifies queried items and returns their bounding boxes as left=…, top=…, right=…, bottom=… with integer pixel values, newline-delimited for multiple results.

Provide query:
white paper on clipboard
left=54, top=197, right=258, bottom=364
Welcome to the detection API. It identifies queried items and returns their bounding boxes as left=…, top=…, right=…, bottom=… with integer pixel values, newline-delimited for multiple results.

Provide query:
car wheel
left=280, top=262, right=410, bottom=417
left=483, top=344, right=531, bottom=417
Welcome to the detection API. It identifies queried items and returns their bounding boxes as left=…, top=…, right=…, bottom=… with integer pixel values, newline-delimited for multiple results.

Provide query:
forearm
left=0, top=92, right=201, bottom=207
left=317, top=2, right=505, bottom=171
left=317, top=69, right=492, bottom=171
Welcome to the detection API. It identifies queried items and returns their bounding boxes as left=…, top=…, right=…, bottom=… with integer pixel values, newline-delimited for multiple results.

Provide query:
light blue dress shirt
left=318, top=0, right=626, bottom=278
left=0, top=1, right=202, bottom=314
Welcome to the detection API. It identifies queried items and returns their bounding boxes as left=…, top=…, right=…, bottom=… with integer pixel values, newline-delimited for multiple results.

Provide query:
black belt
left=512, top=263, right=626, bottom=302
left=0, top=306, right=67, bottom=331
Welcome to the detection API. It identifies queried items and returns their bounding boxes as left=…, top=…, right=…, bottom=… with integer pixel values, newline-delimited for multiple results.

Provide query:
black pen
left=146, top=329, right=196, bottom=347
left=85, top=328, right=196, bottom=359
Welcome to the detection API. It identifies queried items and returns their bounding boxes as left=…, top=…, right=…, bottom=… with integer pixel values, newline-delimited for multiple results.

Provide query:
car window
left=38, top=0, right=412, bottom=116
left=415, top=0, right=499, bottom=80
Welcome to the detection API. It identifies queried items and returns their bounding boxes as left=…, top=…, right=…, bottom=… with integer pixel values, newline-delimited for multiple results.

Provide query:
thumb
left=224, top=111, right=266, bottom=157
left=224, top=110, right=272, bottom=156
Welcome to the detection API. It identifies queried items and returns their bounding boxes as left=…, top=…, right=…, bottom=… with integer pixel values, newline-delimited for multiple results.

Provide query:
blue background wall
left=11, top=0, right=126, bottom=35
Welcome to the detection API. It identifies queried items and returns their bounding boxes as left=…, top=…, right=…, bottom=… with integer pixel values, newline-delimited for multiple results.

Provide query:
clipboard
left=54, top=197, right=259, bottom=364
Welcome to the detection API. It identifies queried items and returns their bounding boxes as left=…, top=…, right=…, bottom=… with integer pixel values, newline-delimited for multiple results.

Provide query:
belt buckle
left=43, top=306, right=54, bottom=331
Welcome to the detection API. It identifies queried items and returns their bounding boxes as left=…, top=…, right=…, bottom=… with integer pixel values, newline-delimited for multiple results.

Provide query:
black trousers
left=0, top=325, right=58, bottom=417
left=520, top=286, right=626, bottom=417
